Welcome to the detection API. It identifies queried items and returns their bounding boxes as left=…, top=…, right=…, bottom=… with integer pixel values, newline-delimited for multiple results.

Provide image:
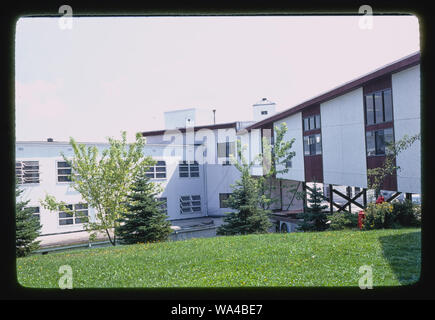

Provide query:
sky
left=15, top=15, right=420, bottom=143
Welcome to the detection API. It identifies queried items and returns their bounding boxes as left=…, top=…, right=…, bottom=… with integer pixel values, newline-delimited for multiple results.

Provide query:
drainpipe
left=202, top=144, right=209, bottom=217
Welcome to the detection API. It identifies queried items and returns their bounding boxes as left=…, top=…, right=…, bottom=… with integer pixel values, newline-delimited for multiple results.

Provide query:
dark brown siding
left=301, top=104, right=320, bottom=118
left=363, top=76, right=397, bottom=191
left=363, top=75, right=391, bottom=95
left=304, top=155, right=323, bottom=183
left=302, top=105, right=323, bottom=183
left=366, top=156, right=397, bottom=191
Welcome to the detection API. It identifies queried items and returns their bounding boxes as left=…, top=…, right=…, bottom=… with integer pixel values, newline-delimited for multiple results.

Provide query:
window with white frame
left=56, top=160, right=72, bottom=182
left=219, top=193, right=232, bottom=208
left=157, top=197, right=167, bottom=214
left=16, top=161, right=40, bottom=184
left=145, top=160, right=167, bottom=179
left=58, top=203, right=89, bottom=226
left=26, top=206, right=40, bottom=223
left=179, top=161, right=199, bottom=177
left=179, top=195, right=201, bottom=214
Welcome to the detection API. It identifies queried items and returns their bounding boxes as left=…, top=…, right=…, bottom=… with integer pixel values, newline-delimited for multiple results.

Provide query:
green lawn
left=16, top=228, right=421, bottom=288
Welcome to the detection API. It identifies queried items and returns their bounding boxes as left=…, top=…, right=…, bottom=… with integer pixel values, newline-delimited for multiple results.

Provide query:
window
left=145, top=161, right=166, bottom=179
left=16, top=161, right=40, bottom=184
left=366, top=128, right=394, bottom=156
left=179, top=161, right=199, bottom=177
left=364, top=89, right=393, bottom=125
left=261, top=110, right=268, bottom=115
left=217, top=141, right=235, bottom=165
left=180, top=195, right=201, bottom=214
left=57, top=160, right=72, bottom=182
left=303, top=133, right=322, bottom=156
left=219, top=193, right=232, bottom=208
left=58, top=203, right=88, bottom=226
left=303, top=114, right=321, bottom=131
left=27, top=206, right=40, bottom=223
left=285, top=160, right=292, bottom=168
left=157, top=197, right=167, bottom=213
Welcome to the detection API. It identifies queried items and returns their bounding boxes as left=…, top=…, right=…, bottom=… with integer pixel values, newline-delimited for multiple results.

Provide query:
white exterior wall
left=392, top=65, right=421, bottom=193
left=320, top=88, right=368, bottom=188
left=250, top=128, right=263, bottom=176
left=16, top=142, right=209, bottom=235
left=275, top=113, right=305, bottom=182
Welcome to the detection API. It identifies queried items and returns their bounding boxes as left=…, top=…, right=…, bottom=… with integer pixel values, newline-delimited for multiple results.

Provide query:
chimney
left=47, top=138, right=54, bottom=142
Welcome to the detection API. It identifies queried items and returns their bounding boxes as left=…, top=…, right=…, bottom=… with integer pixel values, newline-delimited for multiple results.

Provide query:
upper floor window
left=58, top=203, right=88, bottom=226
left=303, top=114, right=321, bottom=131
left=180, top=195, right=201, bottom=214
left=145, top=160, right=166, bottom=179
left=179, top=161, right=199, bottom=177
left=364, top=89, right=393, bottom=125
left=366, top=128, right=394, bottom=156
left=16, top=161, right=40, bottom=184
left=217, top=141, right=235, bottom=165
left=303, top=134, right=322, bottom=156
left=261, top=110, right=268, bottom=115
left=57, top=160, right=72, bottom=182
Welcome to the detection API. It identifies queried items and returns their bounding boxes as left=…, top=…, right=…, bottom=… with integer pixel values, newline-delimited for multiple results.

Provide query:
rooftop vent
left=47, top=138, right=54, bottom=142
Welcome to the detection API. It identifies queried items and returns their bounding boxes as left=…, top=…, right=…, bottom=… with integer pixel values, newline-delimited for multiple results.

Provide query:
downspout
left=202, top=144, right=209, bottom=217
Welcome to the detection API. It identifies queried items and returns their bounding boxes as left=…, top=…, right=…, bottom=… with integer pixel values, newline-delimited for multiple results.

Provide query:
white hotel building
left=16, top=52, right=421, bottom=245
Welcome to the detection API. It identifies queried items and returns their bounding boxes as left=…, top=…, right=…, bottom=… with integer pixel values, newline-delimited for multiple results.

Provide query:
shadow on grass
left=378, top=230, right=421, bottom=285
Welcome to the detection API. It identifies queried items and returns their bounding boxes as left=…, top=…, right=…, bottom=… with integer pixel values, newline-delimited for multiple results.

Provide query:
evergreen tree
left=217, top=143, right=272, bottom=235
left=297, top=182, right=329, bottom=232
left=116, top=168, right=172, bottom=244
left=16, top=181, right=41, bottom=257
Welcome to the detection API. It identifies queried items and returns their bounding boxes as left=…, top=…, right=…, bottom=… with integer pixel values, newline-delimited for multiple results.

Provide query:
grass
left=16, top=228, right=421, bottom=288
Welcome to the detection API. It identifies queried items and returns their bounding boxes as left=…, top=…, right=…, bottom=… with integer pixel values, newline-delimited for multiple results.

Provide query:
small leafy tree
left=367, top=133, right=420, bottom=198
left=259, top=123, right=296, bottom=210
left=297, top=182, right=329, bottom=232
left=116, top=168, right=172, bottom=244
left=41, top=132, right=154, bottom=246
left=216, top=141, right=272, bottom=235
left=16, top=180, right=41, bottom=257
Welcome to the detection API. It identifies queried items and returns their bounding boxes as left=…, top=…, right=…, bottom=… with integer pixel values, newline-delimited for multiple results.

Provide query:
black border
left=2, top=0, right=434, bottom=306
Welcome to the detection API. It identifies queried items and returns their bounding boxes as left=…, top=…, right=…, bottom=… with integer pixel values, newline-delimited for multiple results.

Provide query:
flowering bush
left=362, top=202, right=394, bottom=230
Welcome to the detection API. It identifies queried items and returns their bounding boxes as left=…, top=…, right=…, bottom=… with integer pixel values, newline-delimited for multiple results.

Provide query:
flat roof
left=245, top=51, right=420, bottom=130
left=141, top=121, right=239, bottom=137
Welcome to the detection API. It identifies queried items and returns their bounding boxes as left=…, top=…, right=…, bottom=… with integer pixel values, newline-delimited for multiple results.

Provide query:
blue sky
left=15, top=15, right=420, bottom=142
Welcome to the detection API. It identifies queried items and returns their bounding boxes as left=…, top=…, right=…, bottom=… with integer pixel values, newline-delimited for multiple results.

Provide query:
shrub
left=392, top=200, right=421, bottom=227
left=362, top=202, right=394, bottom=230
left=329, top=211, right=359, bottom=230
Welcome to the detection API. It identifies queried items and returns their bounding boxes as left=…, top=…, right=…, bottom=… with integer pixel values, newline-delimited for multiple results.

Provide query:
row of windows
left=366, top=128, right=394, bottom=156
left=364, top=89, right=393, bottom=125
left=303, top=114, right=321, bottom=132
left=26, top=193, right=236, bottom=228
left=15, top=159, right=203, bottom=184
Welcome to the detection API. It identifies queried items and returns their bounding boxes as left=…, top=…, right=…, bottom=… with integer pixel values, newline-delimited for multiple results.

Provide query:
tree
left=367, top=133, right=420, bottom=198
left=216, top=141, right=272, bottom=235
left=41, top=132, right=154, bottom=246
left=297, top=182, right=329, bottom=232
left=259, top=123, right=298, bottom=210
left=16, top=180, right=41, bottom=257
left=116, top=167, right=172, bottom=244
